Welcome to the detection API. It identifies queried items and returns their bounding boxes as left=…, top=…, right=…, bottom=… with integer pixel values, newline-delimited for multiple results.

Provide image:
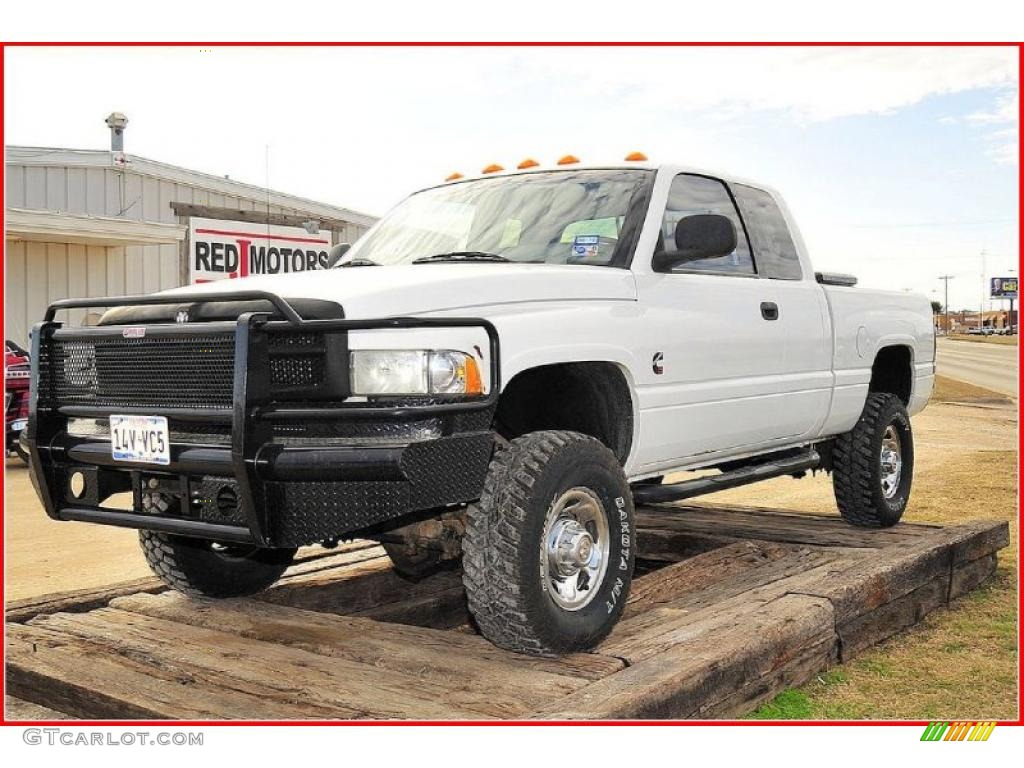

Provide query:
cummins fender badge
left=122, top=327, right=146, bottom=338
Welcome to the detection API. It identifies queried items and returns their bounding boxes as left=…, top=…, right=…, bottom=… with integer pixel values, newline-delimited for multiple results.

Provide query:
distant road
left=935, top=338, right=1018, bottom=396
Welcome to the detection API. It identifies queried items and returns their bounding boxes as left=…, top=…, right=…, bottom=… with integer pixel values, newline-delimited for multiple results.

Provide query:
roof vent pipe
left=105, top=112, right=128, bottom=152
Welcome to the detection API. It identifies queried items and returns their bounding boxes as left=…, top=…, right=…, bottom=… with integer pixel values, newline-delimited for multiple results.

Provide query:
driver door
left=633, top=173, right=790, bottom=472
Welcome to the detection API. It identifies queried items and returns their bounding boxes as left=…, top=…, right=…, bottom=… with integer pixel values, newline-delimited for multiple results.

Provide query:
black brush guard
left=26, top=291, right=500, bottom=548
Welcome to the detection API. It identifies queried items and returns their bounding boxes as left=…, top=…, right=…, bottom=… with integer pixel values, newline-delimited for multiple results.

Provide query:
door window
left=660, top=174, right=754, bottom=275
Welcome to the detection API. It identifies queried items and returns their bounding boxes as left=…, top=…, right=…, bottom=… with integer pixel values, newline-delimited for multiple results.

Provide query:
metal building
left=4, top=115, right=376, bottom=345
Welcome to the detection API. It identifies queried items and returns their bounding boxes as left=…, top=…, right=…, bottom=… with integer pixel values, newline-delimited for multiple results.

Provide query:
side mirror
left=327, top=243, right=351, bottom=267
left=652, top=214, right=737, bottom=272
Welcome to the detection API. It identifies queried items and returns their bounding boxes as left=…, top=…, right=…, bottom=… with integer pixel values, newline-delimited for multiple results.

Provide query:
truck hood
left=163, top=263, right=637, bottom=318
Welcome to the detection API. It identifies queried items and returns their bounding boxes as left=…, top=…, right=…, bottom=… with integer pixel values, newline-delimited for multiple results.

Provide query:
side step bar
left=632, top=449, right=821, bottom=505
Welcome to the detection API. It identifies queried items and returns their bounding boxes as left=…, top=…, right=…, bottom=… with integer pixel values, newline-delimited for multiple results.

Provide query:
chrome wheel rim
left=540, top=487, right=610, bottom=611
left=880, top=424, right=902, bottom=499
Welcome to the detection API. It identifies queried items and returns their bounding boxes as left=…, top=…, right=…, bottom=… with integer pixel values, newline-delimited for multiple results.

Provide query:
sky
left=4, top=46, right=1019, bottom=311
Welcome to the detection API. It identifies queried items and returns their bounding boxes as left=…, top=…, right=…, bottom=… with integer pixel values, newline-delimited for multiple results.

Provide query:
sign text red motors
left=189, top=217, right=332, bottom=284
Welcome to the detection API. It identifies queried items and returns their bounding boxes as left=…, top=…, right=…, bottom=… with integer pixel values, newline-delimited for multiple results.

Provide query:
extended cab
left=26, top=161, right=935, bottom=655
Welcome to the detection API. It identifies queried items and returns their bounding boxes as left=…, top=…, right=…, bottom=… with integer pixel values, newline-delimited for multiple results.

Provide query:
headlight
left=350, top=350, right=483, bottom=396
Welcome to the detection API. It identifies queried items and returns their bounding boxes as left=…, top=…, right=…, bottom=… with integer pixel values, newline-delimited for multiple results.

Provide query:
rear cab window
left=730, top=184, right=803, bottom=280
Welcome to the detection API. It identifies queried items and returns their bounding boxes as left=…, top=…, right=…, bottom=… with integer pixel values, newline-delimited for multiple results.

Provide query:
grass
left=750, top=380, right=1018, bottom=721
left=750, top=556, right=1017, bottom=720
left=931, top=374, right=1014, bottom=404
left=947, top=333, right=1018, bottom=346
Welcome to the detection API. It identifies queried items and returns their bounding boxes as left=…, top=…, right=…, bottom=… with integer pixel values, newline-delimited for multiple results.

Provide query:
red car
left=5, top=339, right=31, bottom=464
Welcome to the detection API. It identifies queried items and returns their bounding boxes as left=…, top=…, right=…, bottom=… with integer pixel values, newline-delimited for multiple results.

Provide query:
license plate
left=110, top=415, right=170, bottom=465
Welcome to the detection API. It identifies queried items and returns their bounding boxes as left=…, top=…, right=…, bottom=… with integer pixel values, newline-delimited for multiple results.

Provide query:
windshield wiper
left=412, top=251, right=510, bottom=264
left=336, top=258, right=380, bottom=268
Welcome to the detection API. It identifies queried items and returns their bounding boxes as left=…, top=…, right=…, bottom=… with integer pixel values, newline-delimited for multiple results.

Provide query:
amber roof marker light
left=445, top=172, right=464, bottom=182
left=481, top=163, right=504, bottom=174
left=624, top=151, right=648, bottom=161
left=556, top=154, right=580, bottom=165
left=517, top=158, right=540, bottom=169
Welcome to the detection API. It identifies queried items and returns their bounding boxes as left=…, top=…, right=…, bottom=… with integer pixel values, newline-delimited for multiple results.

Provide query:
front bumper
left=26, top=290, right=499, bottom=548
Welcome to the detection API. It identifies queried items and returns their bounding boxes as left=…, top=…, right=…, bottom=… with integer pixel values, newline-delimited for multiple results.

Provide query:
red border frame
left=0, top=40, right=1020, bottom=729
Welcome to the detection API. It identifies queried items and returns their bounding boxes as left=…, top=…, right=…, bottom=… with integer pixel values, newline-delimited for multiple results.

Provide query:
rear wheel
left=139, top=530, right=296, bottom=597
left=463, top=430, right=635, bottom=656
left=832, top=392, right=914, bottom=528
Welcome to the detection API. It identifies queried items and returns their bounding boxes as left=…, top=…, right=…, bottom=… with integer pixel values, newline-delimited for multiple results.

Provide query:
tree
left=930, top=300, right=943, bottom=314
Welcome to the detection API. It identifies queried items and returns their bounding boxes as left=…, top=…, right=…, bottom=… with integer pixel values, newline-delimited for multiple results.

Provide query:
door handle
left=760, top=301, right=779, bottom=321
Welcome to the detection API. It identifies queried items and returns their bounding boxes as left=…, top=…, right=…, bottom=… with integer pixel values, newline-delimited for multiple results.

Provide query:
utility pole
left=938, top=275, right=955, bottom=335
left=1005, top=267, right=1016, bottom=334
left=980, top=249, right=988, bottom=331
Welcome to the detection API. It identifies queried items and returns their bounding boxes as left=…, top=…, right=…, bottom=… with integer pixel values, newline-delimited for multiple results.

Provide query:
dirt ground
left=3, top=377, right=1019, bottom=718
left=948, top=333, right=1018, bottom=346
left=4, top=463, right=151, bottom=602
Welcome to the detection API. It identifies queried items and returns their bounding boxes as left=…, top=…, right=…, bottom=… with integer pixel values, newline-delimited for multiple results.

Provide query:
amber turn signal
left=462, top=357, right=484, bottom=395
left=556, top=154, right=580, bottom=165
left=445, top=172, right=464, bottom=181
left=624, top=151, right=648, bottom=161
left=482, top=163, right=504, bottom=174
left=517, top=158, right=540, bottom=169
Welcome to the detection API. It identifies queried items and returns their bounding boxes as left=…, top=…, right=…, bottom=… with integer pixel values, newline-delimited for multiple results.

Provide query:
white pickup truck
left=27, top=160, right=935, bottom=655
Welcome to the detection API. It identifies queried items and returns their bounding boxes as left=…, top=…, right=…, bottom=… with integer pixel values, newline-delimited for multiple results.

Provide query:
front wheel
left=139, top=530, right=296, bottom=598
left=463, top=430, right=635, bottom=656
left=832, top=392, right=914, bottom=528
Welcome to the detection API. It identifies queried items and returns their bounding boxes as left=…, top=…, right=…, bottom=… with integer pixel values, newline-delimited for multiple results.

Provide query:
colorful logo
left=920, top=721, right=996, bottom=741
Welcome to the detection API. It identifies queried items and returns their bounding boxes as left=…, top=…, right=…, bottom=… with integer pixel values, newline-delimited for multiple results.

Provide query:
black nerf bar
left=632, top=450, right=821, bottom=505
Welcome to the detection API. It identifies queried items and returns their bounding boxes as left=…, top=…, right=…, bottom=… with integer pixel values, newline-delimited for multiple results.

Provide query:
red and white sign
left=189, top=217, right=333, bottom=284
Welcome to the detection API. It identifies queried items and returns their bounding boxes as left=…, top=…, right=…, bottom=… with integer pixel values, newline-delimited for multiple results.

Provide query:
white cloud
left=506, top=47, right=1018, bottom=122
left=966, top=90, right=1019, bottom=164
left=967, top=90, right=1019, bottom=123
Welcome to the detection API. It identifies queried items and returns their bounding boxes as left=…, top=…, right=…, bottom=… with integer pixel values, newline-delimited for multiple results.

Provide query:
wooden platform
left=5, top=504, right=1008, bottom=720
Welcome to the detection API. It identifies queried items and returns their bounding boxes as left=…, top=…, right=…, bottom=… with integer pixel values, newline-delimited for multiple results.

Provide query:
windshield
left=340, top=169, right=654, bottom=268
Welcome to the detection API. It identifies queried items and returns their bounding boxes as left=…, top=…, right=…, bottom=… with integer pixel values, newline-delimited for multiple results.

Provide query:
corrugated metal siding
left=4, top=239, right=182, bottom=346
left=6, top=161, right=375, bottom=230
left=6, top=158, right=373, bottom=345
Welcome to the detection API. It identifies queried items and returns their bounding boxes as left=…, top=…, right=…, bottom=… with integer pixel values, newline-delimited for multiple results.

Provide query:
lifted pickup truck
left=26, top=160, right=935, bottom=655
